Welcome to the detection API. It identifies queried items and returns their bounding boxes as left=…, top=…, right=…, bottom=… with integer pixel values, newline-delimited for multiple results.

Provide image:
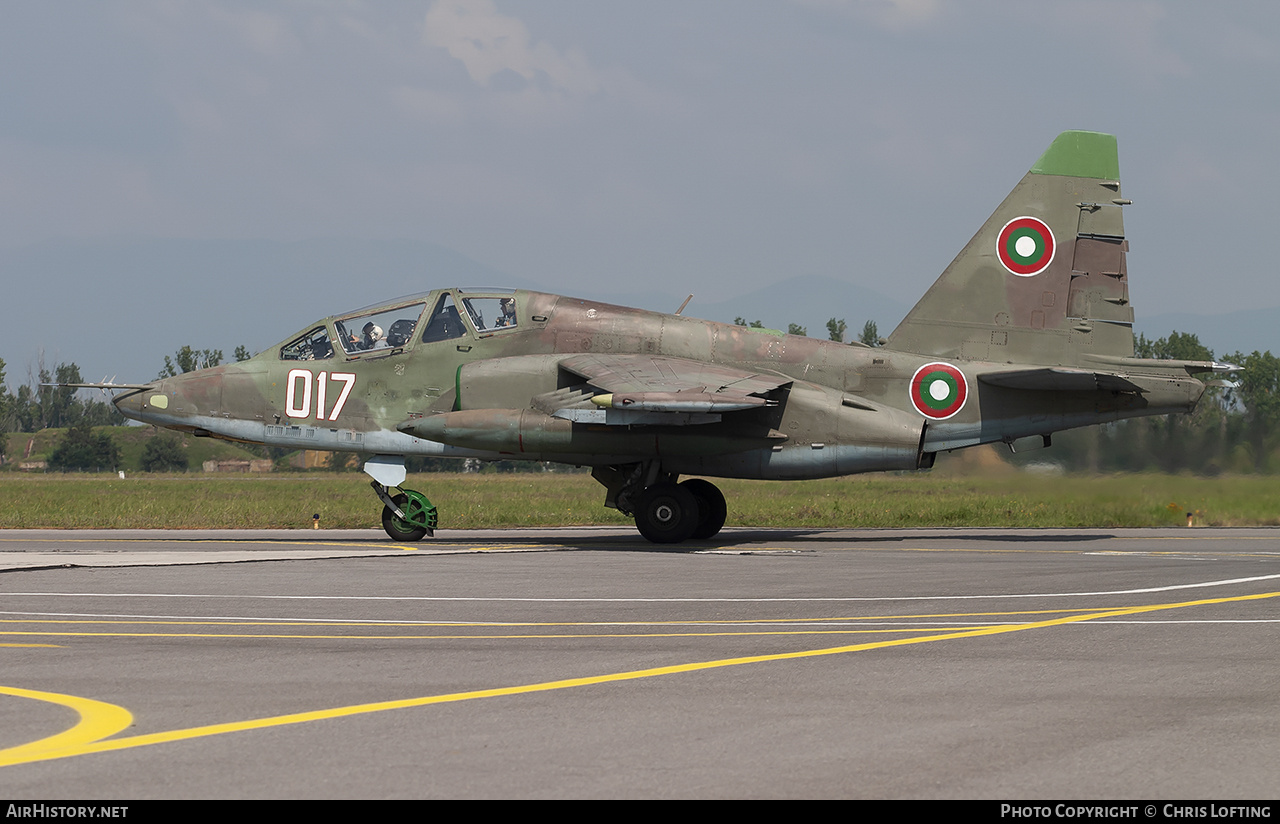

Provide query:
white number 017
left=285, top=370, right=356, bottom=421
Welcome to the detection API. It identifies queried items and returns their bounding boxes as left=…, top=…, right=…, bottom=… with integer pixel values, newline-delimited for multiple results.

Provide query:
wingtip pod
left=1030, top=131, right=1119, bottom=180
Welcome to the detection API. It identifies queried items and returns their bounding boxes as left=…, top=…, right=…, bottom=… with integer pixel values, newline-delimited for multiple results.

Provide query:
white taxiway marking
left=5, top=572, right=1280, bottom=607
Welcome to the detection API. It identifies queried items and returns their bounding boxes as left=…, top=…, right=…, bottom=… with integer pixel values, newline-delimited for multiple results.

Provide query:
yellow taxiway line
left=2, top=589, right=1277, bottom=768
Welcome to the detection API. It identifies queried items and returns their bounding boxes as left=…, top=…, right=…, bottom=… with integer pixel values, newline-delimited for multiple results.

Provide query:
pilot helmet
left=363, top=322, right=383, bottom=340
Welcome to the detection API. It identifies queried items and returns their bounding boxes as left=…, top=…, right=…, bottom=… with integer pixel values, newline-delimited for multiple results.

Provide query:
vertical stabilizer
left=886, top=131, right=1134, bottom=366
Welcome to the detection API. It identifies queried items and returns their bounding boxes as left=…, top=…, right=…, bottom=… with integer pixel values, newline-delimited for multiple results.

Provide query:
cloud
left=793, top=0, right=945, bottom=30
left=206, top=6, right=301, bottom=58
left=1041, top=1, right=1190, bottom=83
left=389, top=85, right=466, bottom=125
left=423, top=0, right=602, bottom=95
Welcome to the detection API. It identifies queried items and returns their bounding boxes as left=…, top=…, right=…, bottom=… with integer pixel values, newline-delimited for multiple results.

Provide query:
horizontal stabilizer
left=1082, top=354, right=1239, bottom=375
left=979, top=368, right=1143, bottom=393
left=42, top=381, right=155, bottom=391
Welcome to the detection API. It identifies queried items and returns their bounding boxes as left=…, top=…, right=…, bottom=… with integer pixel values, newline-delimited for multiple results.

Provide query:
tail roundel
left=886, top=131, right=1134, bottom=367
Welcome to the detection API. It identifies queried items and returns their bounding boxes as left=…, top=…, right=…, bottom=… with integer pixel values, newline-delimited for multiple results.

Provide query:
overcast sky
left=3, top=1, right=1279, bottom=380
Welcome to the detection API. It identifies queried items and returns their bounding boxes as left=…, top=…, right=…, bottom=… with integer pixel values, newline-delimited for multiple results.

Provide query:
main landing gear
left=595, top=464, right=727, bottom=545
left=365, top=455, right=436, bottom=542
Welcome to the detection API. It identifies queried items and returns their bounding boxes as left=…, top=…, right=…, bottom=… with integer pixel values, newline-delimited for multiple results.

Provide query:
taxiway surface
left=1, top=527, right=1278, bottom=798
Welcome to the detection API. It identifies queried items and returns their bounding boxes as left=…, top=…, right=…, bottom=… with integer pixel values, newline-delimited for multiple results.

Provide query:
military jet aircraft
left=98, top=131, right=1231, bottom=543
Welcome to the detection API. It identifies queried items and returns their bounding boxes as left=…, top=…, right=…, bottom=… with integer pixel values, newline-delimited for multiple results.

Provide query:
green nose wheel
left=381, top=489, right=437, bottom=542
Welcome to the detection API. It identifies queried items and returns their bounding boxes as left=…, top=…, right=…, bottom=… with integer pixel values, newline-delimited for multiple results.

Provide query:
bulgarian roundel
left=910, top=362, right=968, bottom=420
left=996, top=216, right=1055, bottom=277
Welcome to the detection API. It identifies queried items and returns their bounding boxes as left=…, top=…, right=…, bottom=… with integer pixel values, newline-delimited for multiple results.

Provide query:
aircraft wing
left=549, top=353, right=788, bottom=423
left=403, top=352, right=791, bottom=449
left=560, top=354, right=787, bottom=397
left=978, top=368, right=1144, bottom=393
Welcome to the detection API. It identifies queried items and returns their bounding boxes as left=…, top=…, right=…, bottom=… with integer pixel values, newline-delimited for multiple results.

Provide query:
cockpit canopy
left=278, top=289, right=520, bottom=362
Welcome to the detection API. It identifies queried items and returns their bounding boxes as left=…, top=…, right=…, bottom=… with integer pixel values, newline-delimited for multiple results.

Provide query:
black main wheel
left=680, top=478, right=727, bottom=539
left=634, top=482, right=699, bottom=544
left=382, top=493, right=428, bottom=542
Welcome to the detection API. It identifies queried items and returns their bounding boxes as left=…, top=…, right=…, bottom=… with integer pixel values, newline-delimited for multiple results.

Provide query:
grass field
left=0, top=471, right=1275, bottom=530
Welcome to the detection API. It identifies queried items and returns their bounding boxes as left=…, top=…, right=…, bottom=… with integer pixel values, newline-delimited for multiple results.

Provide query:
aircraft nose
left=113, top=386, right=163, bottom=422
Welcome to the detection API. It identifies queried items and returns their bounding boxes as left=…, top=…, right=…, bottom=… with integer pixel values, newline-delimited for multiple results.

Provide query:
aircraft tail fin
left=886, top=131, right=1134, bottom=366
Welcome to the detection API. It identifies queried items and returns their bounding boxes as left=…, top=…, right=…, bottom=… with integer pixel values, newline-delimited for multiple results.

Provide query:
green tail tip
left=1030, top=131, right=1119, bottom=180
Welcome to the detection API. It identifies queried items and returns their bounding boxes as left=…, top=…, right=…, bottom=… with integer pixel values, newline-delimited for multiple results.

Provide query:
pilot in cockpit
left=358, top=322, right=384, bottom=350
left=495, top=297, right=518, bottom=328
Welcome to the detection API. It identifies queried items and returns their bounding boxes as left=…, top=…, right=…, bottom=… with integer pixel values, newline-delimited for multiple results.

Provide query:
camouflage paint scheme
left=109, top=132, right=1229, bottom=543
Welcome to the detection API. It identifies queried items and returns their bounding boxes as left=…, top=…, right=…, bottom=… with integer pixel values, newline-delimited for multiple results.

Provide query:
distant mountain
left=0, top=237, right=537, bottom=384
left=684, top=273, right=909, bottom=340
left=3, top=235, right=1272, bottom=394
left=676, top=274, right=1280, bottom=355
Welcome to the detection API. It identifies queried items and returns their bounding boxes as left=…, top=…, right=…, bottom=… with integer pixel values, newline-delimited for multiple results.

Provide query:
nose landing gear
left=364, top=454, right=436, bottom=542
left=373, top=482, right=437, bottom=542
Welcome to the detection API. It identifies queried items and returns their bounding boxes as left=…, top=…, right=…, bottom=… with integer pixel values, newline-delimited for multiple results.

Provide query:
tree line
left=1014, top=333, right=1280, bottom=474
left=0, top=346, right=251, bottom=470
left=734, top=316, right=882, bottom=346
left=729, top=320, right=1280, bottom=473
